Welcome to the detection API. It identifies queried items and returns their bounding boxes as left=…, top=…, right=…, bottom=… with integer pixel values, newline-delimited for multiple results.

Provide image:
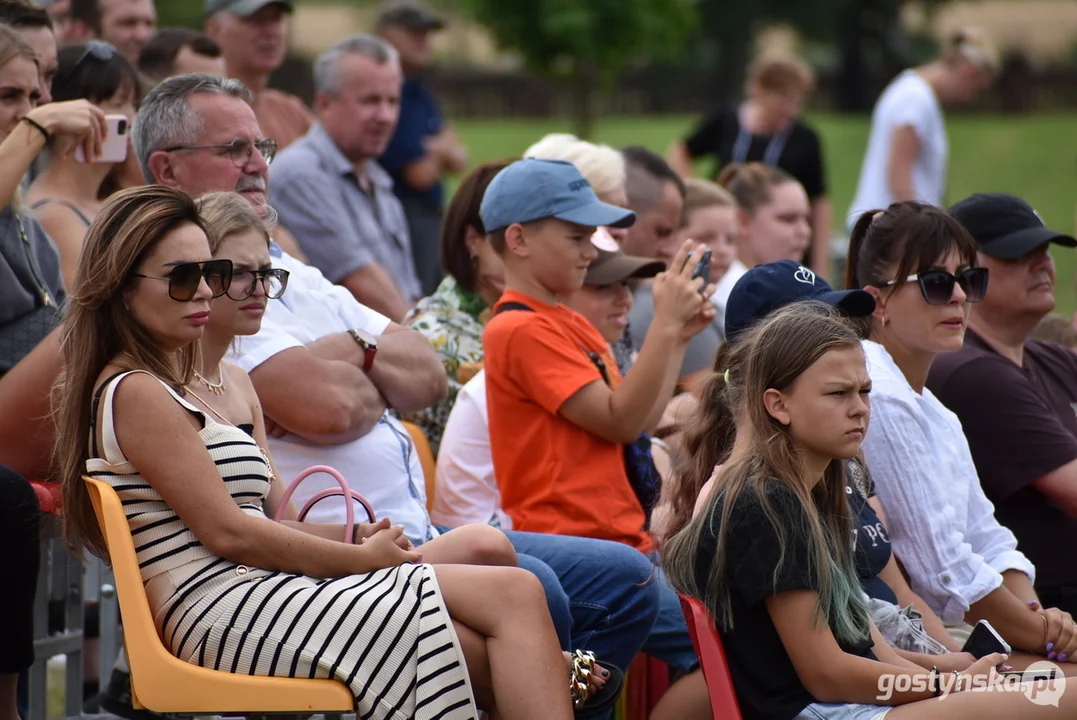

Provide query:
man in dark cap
left=376, top=0, right=467, bottom=297
left=928, top=192, right=1077, bottom=615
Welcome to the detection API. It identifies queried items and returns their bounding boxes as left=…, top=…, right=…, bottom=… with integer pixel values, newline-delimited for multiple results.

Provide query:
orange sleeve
left=499, top=314, right=605, bottom=415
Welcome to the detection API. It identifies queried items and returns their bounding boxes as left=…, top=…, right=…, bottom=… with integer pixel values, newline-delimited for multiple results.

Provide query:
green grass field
left=454, top=114, right=1077, bottom=315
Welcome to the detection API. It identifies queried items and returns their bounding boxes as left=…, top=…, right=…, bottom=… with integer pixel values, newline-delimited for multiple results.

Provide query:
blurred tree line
left=462, top=0, right=955, bottom=136
left=156, top=0, right=956, bottom=137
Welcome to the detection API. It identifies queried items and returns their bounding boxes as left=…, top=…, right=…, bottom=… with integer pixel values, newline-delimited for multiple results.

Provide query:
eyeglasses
left=226, top=268, right=289, bottom=301
left=132, top=259, right=234, bottom=301
left=163, top=138, right=278, bottom=168
left=75, top=40, right=117, bottom=70
left=875, top=267, right=989, bottom=305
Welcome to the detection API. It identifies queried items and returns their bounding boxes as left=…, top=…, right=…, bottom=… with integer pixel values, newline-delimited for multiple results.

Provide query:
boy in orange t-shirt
left=481, top=158, right=715, bottom=553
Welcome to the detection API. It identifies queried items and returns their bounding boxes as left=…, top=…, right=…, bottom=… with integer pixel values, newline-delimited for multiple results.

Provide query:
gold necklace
left=193, top=365, right=227, bottom=396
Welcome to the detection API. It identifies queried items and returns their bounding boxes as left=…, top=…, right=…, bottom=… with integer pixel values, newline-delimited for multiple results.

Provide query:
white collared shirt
left=229, top=248, right=433, bottom=542
left=860, top=340, right=1035, bottom=624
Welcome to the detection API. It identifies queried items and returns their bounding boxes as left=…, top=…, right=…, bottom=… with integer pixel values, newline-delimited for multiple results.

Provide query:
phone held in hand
left=962, top=619, right=1011, bottom=659
left=691, top=249, right=711, bottom=294
left=74, top=114, right=129, bottom=164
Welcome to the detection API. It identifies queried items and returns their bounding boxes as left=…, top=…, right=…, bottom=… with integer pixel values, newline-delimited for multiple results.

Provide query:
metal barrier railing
left=28, top=517, right=121, bottom=720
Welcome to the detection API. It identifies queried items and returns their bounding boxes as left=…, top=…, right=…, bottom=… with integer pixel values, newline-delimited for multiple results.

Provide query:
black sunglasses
left=132, top=259, right=234, bottom=301
left=876, top=267, right=989, bottom=306
left=163, top=138, right=278, bottom=168
left=226, top=268, right=290, bottom=301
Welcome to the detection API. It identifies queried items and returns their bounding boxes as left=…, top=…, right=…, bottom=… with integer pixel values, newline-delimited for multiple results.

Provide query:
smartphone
left=691, top=249, right=712, bottom=293
left=962, top=619, right=1011, bottom=659
left=75, top=114, right=129, bottom=164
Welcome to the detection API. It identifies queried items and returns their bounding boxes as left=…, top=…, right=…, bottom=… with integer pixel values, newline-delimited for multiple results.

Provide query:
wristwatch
left=348, top=328, right=379, bottom=372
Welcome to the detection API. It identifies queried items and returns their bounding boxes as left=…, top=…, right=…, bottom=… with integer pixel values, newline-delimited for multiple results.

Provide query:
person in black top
left=662, top=302, right=1062, bottom=720
left=667, top=52, right=831, bottom=277
left=930, top=193, right=1077, bottom=615
left=655, top=261, right=966, bottom=655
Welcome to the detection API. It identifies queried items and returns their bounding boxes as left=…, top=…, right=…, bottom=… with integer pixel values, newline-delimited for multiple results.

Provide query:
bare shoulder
left=221, top=361, right=259, bottom=402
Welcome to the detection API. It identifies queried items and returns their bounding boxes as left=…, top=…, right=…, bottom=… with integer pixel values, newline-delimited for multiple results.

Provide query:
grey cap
left=205, top=0, right=294, bottom=18
left=375, top=0, right=445, bottom=31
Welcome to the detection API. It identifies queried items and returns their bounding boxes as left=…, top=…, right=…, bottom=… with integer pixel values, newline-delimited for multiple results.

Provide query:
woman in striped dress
left=54, top=186, right=605, bottom=720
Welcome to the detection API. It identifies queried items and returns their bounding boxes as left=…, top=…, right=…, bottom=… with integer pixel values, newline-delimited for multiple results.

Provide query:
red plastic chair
left=678, top=593, right=743, bottom=719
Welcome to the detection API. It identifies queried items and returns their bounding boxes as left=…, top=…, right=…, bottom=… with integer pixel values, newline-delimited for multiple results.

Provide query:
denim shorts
left=795, top=702, right=891, bottom=720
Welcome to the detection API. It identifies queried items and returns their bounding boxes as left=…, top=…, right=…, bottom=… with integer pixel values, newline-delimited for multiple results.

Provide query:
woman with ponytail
left=719, top=162, right=813, bottom=272
left=662, top=302, right=1077, bottom=720
left=655, top=259, right=973, bottom=659
left=848, top=201, right=1077, bottom=666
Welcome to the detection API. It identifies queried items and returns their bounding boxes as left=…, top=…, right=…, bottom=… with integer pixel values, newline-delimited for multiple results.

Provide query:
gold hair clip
left=723, top=368, right=731, bottom=385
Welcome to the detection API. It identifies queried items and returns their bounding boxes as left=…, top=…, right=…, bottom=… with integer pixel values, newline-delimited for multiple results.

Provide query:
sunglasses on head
left=225, top=268, right=290, bottom=301
left=75, top=40, right=117, bottom=70
left=875, top=267, right=989, bottom=305
left=132, top=259, right=234, bottom=301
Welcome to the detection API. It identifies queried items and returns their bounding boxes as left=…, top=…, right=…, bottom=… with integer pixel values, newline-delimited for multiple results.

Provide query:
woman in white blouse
left=848, top=201, right=1077, bottom=665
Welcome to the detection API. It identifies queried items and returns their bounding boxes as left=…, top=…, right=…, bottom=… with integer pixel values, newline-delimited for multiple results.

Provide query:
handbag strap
left=496, top=299, right=612, bottom=384
left=13, top=213, right=56, bottom=309
left=273, top=464, right=362, bottom=544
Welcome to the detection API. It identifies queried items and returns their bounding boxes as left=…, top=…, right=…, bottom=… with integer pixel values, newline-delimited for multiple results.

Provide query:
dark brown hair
left=440, top=160, right=512, bottom=293
left=843, top=202, right=979, bottom=318
left=657, top=341, right=741, bottom=547
left=717, top=162, right=797, bottom=215
left=0, top=0, right=52, bottom=29
left=138, top=27, right=221, bottom=82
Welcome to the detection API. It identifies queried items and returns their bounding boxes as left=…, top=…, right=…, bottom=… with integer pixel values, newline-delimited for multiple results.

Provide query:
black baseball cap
left=725, top=260, right=876, bottom=341
left=375, top=0, right=445, bottom=31
left=949, top=193, right=1076, bottom=260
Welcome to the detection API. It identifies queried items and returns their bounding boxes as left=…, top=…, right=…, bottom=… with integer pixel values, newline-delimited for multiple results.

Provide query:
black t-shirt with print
left=694, top=479, right=875, bottom=720
left=846, top=459, right=897, bottom=604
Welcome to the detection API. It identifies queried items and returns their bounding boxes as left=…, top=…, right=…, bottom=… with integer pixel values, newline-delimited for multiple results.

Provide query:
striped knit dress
left=86, top=371, right=477, bottom=720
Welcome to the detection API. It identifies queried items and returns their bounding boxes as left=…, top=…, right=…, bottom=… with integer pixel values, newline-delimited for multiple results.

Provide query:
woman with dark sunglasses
left=54, top=185, right=612, bottom=720
left=846, top=201, right=1077, bottom=666
left=27, top=40, right=141, bottom=289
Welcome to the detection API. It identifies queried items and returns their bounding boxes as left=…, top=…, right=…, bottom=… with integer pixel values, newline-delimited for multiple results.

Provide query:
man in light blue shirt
left=270, top=33, right=421, bottom=322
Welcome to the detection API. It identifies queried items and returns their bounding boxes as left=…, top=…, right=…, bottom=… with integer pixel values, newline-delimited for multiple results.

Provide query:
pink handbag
left=272, top=465, right=377, bottom=544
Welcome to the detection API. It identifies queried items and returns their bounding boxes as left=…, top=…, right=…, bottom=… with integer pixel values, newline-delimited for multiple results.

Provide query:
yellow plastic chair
left=83, top=476, right=355, bottom=715
left=400, top=421, right=437, bottom=512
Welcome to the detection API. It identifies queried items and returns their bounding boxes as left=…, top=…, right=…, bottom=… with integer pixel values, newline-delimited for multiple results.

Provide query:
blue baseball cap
left=480, top=158, right=636, bottom=233
left=725, top=260, right=876, bottom=341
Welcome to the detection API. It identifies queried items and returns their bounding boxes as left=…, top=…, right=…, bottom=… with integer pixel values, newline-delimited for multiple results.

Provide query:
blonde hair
left=747, top=52, right=815, bottom=94
left=943, top=27, right=999, bottom=73
left=195, top=191, right=271, bottom=253
left=53, top=186, right=210, bottom=558
left=682, top=178, right=736, bottom=227
left=0, top=25, right=39, bottom=213
left=524, top=133, right=626, bottom=200
left=717, top=162, right=797, bottom=215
